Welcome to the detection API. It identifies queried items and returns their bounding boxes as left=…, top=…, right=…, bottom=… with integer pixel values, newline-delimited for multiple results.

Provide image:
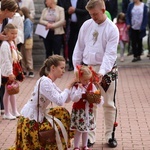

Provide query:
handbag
left=37, top=79, right=56, bottom=146
left=6, top=80, right=19, bottom=95
left=25, top=38, right=33, bottom=49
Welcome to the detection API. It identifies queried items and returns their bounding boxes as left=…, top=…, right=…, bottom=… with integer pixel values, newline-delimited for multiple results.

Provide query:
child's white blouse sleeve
left=69, top=86, right=85, bottom=102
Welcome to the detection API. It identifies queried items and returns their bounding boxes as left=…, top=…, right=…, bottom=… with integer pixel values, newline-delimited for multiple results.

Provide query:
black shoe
left=68, top=66, right=74, bottom=71
left=108, top=138, right=117, bottom=148
left=87, top=139, right=95, bottom=147
left=137, top=56, right=141, bottom=61
left=127, top=52, right=133, bottom=56
left=132, top=57, right=138, bottom=62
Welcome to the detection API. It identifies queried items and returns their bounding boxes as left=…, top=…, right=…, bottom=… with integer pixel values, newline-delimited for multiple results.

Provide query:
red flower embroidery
left=79, top=118, right=84, bottom=123
left=114, top=122, right=118, bottom=127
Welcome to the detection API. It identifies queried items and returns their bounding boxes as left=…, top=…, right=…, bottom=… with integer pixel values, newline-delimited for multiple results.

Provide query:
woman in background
left=126, top=0, right=148, bottom=62
left=39, top=0, right=65, bottom=58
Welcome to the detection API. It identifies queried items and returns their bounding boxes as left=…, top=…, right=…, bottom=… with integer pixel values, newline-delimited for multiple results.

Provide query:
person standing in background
left=122, top=0, right=131, bottom=14
left=20, top=7, right=34, bottom=78
left=39, top=0, right=65, bottom=58
left=105, top=10, right=112, bottom=20
left=126, top=0, right=148, bottom=62
left=64, top=0, right=90, bottom=71
left=147, top=0, right=150, bottom=57
left=116, top=12, right=129, bottom=62
left=104, top=0, right=118, bottom=21
left=122, top=0, right=134, bottom=56
left=0, top=23, right=20, bottom=120
left=16, top=0, right=35, bottom=19
left=73, top=0, right=119, bottom=148
left=9, top=5, right=24, bottom=51
left=0, top=0, right=18, bottom=116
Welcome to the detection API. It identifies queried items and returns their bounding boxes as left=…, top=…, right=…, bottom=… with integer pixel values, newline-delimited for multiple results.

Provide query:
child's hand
left=8, top=74, right=16, bottom=81
left=78, top=83, right=84, bottom=89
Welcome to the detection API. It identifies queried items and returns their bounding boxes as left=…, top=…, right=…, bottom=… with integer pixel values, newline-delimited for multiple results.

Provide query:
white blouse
left=21, top=76, right=70, bottom=122
left=0, top=41, right=14, bottom=77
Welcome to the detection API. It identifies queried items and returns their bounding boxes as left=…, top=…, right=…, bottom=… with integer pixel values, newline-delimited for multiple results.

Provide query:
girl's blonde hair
left=3, top=23, right=18, bottom=34
left=75, top=65, right=92, bottom=82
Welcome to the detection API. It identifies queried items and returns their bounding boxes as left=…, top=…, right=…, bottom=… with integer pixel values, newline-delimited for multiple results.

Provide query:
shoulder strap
left=37, top=79, right=55, bottom=127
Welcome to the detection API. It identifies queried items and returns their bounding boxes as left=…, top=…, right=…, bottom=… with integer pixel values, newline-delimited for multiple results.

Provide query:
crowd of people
left=0, top=0, right=35, bottom=121
left=0, top=0, right=150, bottom=150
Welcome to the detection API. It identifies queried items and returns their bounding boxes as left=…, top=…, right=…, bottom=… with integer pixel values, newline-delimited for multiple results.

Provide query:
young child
left=20, top=7, right=34, bottom=77
left=116, top=12, right=129, bottom=62
left=69, top=65, right=103, bottom=150
left=0, top=23, right=20, bottom=120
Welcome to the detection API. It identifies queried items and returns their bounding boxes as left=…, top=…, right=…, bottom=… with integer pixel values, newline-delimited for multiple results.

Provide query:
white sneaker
left=12, top=112, right=20, bottom=118
left=3, top=114, right=16, bottom=120
left=28, top=72, right=34, bottom=78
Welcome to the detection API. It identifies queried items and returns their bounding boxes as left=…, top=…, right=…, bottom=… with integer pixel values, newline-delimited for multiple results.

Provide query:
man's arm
left=100, top=25, right=119, bottom=76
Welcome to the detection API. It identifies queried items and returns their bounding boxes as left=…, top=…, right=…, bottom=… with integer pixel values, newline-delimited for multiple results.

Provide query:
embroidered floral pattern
left=70, top=100, right=96, bottom=132
left=8, top=107, right=74, bottom=150
left=92, top=30, right=98, bottom=45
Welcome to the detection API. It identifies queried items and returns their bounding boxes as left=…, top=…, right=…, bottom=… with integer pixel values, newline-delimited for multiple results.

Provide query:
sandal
left=73, top=148, right=80, bottom=150
left=82, top=146, right=92, bottom=150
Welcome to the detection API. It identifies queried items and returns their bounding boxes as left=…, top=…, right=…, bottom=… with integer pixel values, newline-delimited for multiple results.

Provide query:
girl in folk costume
left=0, top=23, right=22, bottom=120
left=69, top=65, right=103, bottom=150
left=116, top=12, right=129, bottom=62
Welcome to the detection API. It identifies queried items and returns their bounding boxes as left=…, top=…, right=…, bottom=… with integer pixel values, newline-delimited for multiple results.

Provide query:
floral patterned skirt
left=9, top=107, right=74, bottom=150
left=70, top=106, right=96, bottom=132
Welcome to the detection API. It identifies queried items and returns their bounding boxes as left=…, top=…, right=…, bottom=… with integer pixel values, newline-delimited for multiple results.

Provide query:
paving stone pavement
left=0, top=51, right=150, bottom=150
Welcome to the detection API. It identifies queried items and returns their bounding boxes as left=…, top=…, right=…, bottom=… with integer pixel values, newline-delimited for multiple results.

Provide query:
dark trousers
left=68, top=22, right=79, bottom=67
left=148, top=12, right=150, bottom=54
left=0, top=85, right=4, bottom=110
left=43, top=30, right=63, bottom=58
left=131, top=28, right=142, bottom=58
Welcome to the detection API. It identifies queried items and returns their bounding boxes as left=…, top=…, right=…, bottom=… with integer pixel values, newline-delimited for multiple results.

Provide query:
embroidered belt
left=101, top=65, right=118, bottom=92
